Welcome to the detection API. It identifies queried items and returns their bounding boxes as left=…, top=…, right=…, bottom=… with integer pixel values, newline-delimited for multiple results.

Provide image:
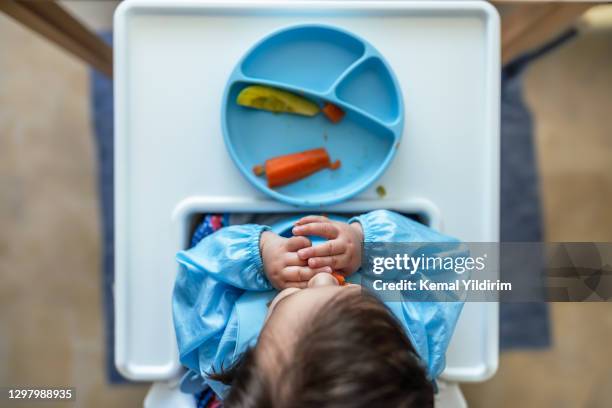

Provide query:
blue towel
left=498, top=30, right=577, bottom=349
left=90, top=32, right=120, bottom=383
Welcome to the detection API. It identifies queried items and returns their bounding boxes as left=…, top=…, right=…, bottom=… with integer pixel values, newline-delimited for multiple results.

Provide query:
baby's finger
left=308, top=255, right=347, bottom=270
left=297, top=239, right=346, bottom=260
left=283, top=265, right=332, bottom=282
left=285, top=236, right=311, bottom=252
left=292, top=222, right=339, bottom=239
left=284, top=251, right=308, bottom=267
left=294, top=215, right=330, bottom=226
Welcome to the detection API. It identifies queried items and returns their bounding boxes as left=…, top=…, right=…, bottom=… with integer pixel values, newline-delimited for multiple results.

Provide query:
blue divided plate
left=222, top=24, right=404, bottom=207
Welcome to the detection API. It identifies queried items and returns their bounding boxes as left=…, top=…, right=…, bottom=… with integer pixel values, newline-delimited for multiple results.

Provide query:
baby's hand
left=292, top=216, right=364, bottom=276
left=260, top=231, right=332, bottom=290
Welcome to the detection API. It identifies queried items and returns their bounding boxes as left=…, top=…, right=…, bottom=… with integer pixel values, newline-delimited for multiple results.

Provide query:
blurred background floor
left=0, top=2, right=148, bottom=407
left=464, top=13, right=612, bottom=408
left=0, top=2, right=611, bottom=408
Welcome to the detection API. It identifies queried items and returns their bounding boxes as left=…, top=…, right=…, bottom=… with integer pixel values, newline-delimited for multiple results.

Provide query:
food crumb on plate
left=376, top=185, right=387, bottom=198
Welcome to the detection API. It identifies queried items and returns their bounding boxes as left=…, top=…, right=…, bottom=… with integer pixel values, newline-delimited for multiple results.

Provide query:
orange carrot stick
left=253, top=147, right=341, bottom=188
left=331, top=272, right=346, bottom=286
left=322, top=102, right=345, bottom=123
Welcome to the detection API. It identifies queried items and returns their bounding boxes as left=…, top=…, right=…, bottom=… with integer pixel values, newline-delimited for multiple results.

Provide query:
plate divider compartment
left=334, top=56, right=403, bottom=125
left=228, top=76, right=400, bottom=140
left=327, top=52, right=370, bottom=94
left=239, top=24, right=367, bottom=94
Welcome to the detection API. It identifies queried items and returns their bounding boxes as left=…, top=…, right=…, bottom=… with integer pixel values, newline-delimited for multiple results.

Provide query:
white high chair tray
left=114, top=0, right=500, bottom=383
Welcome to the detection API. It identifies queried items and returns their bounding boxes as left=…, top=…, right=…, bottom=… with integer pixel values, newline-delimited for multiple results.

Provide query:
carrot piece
left=329, top=160, right=341, bottom=170
left=252, top=164, right=265, bottom=176
left=264, top=147, right=339, bottom=188
left=331, top=272, right=346, bottom=286
left=322, top=103, right=345, bottom=123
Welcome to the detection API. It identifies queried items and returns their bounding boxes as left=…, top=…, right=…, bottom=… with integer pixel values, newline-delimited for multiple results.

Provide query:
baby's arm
left=347, top=209, right=464, bottom=379
left=174, top=224, right=268, bottom=378
left=177, top=223, right=272, bottom=290
left=349, top=209, right=453, bottom=242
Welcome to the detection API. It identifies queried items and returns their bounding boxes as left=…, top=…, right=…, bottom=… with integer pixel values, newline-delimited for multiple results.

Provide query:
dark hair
left=209, top=291, right=433, bottom=407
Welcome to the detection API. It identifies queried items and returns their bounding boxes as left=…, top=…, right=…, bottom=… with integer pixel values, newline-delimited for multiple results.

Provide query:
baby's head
left=209, top=275, right=433, bottom=407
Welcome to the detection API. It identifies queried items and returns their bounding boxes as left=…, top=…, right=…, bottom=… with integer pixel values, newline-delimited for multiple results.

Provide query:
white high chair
left=113, top=1, right=500, bottom=406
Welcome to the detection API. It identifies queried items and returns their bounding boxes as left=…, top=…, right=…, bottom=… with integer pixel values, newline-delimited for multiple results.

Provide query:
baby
left=173, top=210, right=463, bottom=407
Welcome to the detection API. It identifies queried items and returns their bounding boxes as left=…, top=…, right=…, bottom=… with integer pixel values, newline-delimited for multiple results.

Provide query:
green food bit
left=376, top=185, right=387, bottom=198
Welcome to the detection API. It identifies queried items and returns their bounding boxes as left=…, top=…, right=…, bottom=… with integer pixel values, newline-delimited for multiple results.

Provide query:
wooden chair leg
left=499, top=2, right=595, bottom=65
left=0, top=0, right=113, bottom=77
